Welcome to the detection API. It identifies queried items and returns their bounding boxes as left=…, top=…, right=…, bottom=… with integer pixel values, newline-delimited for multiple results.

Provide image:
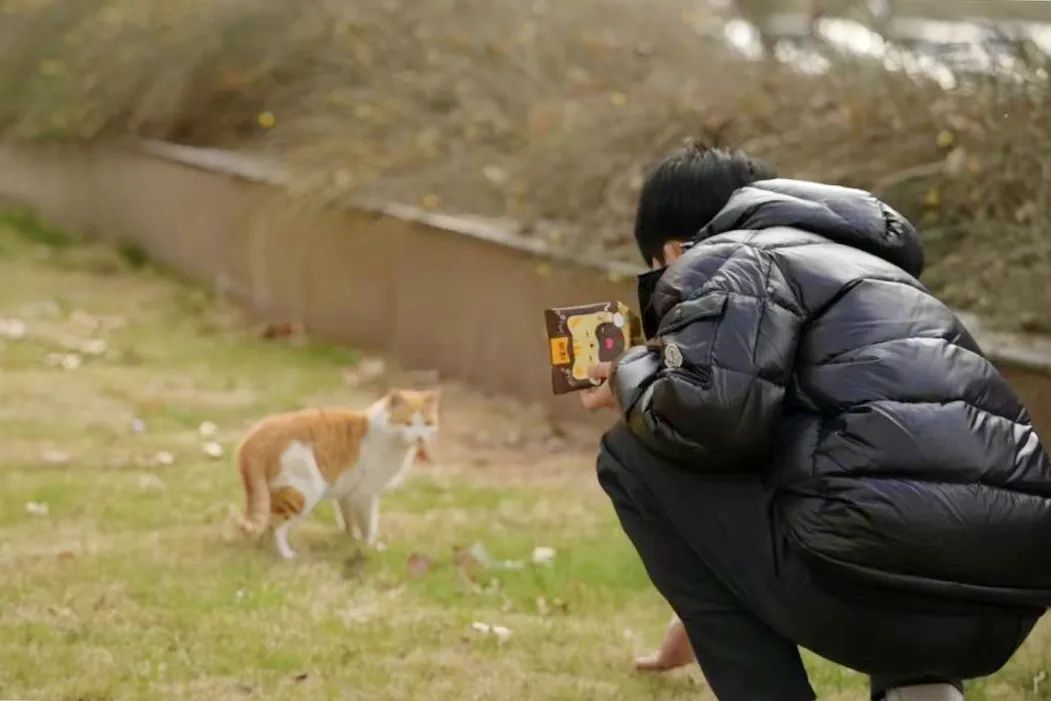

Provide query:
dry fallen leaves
left=470, top=621, right=512, bottom=643
left=261, top=321, right=302, bottom=340
left=406, top=552, right=433, bottom=578
left=69, top=310, right=125, bottom=333
left=45, top=352, right=82, bottom=370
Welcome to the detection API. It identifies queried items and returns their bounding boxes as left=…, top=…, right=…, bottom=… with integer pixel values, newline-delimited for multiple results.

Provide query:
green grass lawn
left=0, top=216, right=1047, bottom=700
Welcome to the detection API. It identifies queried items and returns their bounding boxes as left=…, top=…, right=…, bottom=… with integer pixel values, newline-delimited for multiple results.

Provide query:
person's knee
left=598, top=422, right=632, bottom=459
left=596, top=424, right=629, bottom=483
left=596, top=424, right=654, bottom=515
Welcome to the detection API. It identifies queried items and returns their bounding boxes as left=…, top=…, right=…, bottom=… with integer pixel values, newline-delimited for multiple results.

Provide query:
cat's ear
left=425, top=389, right=441, bottom=406
left=387, top=389, right=405, bottom=408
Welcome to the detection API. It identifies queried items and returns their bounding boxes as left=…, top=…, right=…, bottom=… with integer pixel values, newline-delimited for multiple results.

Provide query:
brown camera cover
left=544, top=301, right=640, bottom=394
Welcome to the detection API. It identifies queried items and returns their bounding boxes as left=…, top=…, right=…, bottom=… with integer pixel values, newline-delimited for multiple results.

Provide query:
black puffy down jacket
left=612, top=178, right=1051, bottom=607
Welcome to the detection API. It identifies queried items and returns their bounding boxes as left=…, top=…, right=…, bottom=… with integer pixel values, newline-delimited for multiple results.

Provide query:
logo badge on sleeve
left=663, top=343, right=684, bottom=368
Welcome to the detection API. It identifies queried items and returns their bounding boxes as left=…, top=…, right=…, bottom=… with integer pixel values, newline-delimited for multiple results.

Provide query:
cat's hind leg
left=337, top=497, right=359, bottom=537
left=270, top=441, right=326, bottom=559
left=271, top=487, right=323, bottom=559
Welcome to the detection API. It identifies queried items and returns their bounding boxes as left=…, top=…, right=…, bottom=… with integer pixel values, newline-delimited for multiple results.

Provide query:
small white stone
left=46, top=352, right=82, bottom=370
left=482, top=165, right=509, bottom=186
left=0, top=318, right=27, bottom=340
left=531, top=546, right=557, bottom=566
left=155, top=451, right=175, bottom=466
left=25, top=501, right=50, bottom=516
left=137, top=474, right=166, bottom=491
left=357, top=358, right=386, bottom=380
left=41, top=449, right=71, bottom=465
left=79, top=339, right=108, bottom=356
left=198, top=421, right=218, bottom=437
left=202, top=441, right=223, bottom=459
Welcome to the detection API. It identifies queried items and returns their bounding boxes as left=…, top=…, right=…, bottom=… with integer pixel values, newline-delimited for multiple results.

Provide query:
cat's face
left=386, top=389, right=440, bottom=460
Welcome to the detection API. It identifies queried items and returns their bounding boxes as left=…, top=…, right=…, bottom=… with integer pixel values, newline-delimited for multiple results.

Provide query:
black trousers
left=597, top=424, right=1038, bottom=701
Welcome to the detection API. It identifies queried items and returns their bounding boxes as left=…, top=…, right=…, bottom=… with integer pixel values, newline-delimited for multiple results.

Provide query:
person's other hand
left=580, top=362, right=617, bottom=411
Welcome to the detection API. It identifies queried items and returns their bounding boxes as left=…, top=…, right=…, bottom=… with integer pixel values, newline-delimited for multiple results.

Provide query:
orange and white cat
left=237, top=389, right=439, bottom=559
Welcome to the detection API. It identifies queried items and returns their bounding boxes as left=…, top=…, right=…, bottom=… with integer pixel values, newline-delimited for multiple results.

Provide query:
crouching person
left=584, top=143, right=1050, bottom=701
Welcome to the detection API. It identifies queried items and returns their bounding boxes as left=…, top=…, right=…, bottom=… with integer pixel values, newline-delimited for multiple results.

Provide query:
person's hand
left=580, top=362, right=617, bottom=411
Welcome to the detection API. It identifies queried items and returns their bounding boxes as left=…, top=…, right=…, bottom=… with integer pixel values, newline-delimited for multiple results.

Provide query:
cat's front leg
left=352, top=495, right=380, bottom=548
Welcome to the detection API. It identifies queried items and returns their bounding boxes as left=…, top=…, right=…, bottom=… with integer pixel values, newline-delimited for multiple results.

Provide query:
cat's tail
left=237, top=446, right=271, bottom=536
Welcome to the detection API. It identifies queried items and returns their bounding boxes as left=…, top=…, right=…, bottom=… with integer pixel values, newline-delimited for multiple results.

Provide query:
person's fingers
left=580, top=383, right=615, bottom=410
left=587, top=362, right=612, bottom=381
left=580, top=387, right=602, bottom=410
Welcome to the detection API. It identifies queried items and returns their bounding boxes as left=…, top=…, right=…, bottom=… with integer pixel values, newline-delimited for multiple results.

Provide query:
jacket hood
left=698, top=179, right=925, bottom=278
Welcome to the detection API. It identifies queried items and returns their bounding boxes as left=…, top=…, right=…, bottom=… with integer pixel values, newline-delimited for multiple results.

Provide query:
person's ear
left=662, top=241, right=684, bottom=265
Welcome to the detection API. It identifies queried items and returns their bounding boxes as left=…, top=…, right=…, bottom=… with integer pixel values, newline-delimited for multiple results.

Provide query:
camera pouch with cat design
left=544, top=301, right=641, bottom=394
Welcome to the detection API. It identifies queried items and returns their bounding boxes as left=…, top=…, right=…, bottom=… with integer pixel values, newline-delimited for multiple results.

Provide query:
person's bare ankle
left=634, top=617, right=695, bottom=672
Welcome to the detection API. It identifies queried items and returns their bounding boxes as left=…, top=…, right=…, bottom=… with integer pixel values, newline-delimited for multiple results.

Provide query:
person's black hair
left=633, top=141, right=775, bottom=264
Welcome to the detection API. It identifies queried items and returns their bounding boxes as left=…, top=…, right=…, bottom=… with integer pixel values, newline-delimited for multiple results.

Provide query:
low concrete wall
left=0, top=141, right=637, bottom=420
left=1, top=140, right=1049, bottom=433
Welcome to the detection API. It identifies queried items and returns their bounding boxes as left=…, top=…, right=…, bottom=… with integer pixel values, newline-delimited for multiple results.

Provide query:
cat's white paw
left=274, top=527, right=297, bottom=560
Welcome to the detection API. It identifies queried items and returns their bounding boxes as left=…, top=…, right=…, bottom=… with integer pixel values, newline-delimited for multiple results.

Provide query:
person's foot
left=634, top=617, right=695, bottom=672
left=884, top=684, right=964, bottom=701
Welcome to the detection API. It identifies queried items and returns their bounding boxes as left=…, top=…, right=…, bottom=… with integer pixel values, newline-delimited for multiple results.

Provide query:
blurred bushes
left=0, top=0, right=1048, bottom=330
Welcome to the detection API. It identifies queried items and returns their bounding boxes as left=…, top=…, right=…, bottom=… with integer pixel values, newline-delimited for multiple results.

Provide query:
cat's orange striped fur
left=237, top=389, right=439, bottom=558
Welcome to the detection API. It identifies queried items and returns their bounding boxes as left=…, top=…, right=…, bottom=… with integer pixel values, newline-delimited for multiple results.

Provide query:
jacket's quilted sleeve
left=612, top=241, right=804, bottom=471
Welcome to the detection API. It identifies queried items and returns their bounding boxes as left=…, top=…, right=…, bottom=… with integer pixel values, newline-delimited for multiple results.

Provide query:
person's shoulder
left=681, top=229, right=823, bottom=269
